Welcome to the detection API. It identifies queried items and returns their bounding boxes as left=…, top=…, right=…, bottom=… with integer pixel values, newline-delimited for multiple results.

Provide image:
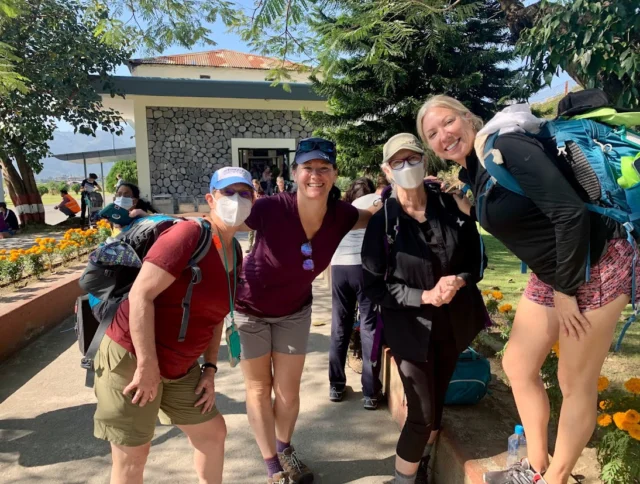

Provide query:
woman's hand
left=129, top=208, right=147, bottom=218
left=194, top=368, right=217, bottom=414
left=421, top=289, right=444, bottom=307
left=554, top=291, right=591, bottom=340
left=451, top=190, right=472, bottom=216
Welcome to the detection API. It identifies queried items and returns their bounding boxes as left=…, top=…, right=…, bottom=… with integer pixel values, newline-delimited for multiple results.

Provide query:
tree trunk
left=0, top=154, right=45, bottom=226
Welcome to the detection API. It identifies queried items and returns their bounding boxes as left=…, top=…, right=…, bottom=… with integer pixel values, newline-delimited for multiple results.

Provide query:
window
left=200, top=75, right=211, bottom=79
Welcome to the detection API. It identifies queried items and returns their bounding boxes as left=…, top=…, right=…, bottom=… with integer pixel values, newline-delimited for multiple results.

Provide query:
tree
left=106, top=160, right=137, bottom=192
left=0, top=0, right=130, bottom=225
left=71, top=183, right=81, bottom=195
left=37, top=184, right=48, bottom=196
left=45, top=181, right=68, bottom=196
left=305, top=0, right=522, bottom=176
left=496, top=0, right=639, bottom=107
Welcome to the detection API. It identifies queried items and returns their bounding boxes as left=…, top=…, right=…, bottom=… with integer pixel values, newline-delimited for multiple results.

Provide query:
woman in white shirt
left=328, top=177, right=382, bottom=409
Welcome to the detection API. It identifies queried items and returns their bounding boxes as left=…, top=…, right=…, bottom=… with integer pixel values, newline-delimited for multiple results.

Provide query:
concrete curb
left=0, top=270, right=83, bottom=361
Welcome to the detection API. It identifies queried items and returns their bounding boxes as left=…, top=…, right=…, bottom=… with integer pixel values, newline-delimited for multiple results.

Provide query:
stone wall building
left=96, top=49, right=326, bottom=210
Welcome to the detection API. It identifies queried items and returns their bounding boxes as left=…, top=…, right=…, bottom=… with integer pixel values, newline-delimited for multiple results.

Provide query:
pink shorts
left=523, top=239, right=640, bottom=312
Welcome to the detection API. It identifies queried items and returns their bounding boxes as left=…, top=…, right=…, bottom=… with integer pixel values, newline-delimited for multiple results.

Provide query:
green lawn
left=479, top=231, right=640, bottom=362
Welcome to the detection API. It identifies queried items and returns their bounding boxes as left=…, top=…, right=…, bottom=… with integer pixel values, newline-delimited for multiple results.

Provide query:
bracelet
left=201, top=362, right=218, bottom=373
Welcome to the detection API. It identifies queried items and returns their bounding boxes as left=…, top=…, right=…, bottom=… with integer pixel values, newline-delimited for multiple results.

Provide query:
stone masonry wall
left=146, top=107, right=314, bottom=197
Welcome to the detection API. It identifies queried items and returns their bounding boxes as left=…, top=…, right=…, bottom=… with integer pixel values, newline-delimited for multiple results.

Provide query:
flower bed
left=0, top=220, right=111, bottom=287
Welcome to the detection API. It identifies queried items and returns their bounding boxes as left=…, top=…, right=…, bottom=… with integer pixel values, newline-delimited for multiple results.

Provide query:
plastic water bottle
left=506, top=425, right=527, bottom=467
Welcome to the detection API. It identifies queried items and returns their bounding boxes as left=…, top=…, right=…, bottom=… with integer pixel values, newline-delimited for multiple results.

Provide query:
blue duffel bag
left=444, top=347, right=491, bottom=406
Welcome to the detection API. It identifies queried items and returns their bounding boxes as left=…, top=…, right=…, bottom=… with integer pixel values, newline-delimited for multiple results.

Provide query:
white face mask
left=215, top=193, right=252, bottom=227
left=391, top=163, right=425, bottom=189
left=115, top=196, right=134, bottom=210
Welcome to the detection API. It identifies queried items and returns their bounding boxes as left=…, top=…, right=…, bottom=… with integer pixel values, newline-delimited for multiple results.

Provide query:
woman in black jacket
left=417, top=95, right=636, bottom=484
left=362, top=133, right=487, bottom=484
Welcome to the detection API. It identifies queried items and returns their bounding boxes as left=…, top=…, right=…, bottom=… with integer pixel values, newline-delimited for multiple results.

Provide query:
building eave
left=92, top=76, right=323, bottom=102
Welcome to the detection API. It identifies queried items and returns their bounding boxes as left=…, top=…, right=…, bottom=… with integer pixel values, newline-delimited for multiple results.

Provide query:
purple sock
left=276, top=439, right=290, bottom=453
left=264, top=455, right=283, bottom=478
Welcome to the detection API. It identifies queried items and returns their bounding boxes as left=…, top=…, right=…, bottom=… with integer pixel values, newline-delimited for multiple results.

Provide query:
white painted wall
left=130, top=64, right=310, bottom=83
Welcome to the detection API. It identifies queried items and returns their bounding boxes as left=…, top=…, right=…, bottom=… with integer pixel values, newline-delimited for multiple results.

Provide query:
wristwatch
left=201, top=362, right=218, bottom=373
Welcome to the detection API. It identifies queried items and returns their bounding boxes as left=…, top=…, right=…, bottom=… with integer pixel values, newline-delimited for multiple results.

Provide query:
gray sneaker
left=329, top=386, right=345, bottom=402
left=267, top=471, right=292, bottom=484
left=363, top=395, right=378, bottom=410
left=278, top=446, right=314, bottom=484
left=483, top=459, right=546, bottom=484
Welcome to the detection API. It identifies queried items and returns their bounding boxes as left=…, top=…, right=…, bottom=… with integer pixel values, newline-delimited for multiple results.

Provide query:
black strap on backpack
left=79, top=219, right=213, bottom=387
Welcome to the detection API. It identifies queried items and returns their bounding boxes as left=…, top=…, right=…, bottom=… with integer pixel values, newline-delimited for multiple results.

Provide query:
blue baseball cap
left=209, top=167, right=254, bottom=191
left=294, top=137, right=337, bottom=165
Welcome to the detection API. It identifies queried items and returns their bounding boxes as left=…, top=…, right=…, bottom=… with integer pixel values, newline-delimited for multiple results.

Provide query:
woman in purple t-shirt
left=235, top=137, right=377, bottom=484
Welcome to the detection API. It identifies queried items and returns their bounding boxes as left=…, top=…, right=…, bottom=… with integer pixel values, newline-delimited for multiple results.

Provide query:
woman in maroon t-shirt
left=236, top=138, right=378, bottom=484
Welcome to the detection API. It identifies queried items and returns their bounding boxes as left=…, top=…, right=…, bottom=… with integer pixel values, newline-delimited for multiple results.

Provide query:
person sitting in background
left=108, top=183, right=158, bottom=237
left=54, top=190, right=80, bottom=219
left=0, top=202, right=19, bottom=232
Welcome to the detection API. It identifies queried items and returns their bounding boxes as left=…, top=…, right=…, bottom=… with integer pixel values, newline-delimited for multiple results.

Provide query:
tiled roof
left=128, top=49, right=300, bottom=70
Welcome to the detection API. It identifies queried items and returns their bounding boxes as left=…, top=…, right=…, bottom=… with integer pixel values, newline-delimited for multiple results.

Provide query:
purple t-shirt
left=237, top=192, right=359, bottom=317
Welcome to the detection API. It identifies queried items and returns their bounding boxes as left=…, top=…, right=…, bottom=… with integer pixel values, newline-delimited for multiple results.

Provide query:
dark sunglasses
left=297, top=139, right=336, bottom=154
left=218, top=187, right=254, bottom=200
left=301, top=242, right=314, bottom=271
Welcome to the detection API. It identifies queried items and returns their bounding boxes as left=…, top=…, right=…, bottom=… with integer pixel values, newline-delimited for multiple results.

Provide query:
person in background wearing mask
left=234, top=137, right=379, bottom=484
left=247, top=179, right=266, bottom=254
left=93, top=167, right=254, bottom=484
left=329, top=177, right=383, bottom=409
left=362, top=133, right=487, bottom=484
left=107, top=183, right=158, bottom=237
left=0, top=202, right=19, bottom=232
left=80, top=173, right=102, bottom=225
left=54, top=190, right=81, bottom=219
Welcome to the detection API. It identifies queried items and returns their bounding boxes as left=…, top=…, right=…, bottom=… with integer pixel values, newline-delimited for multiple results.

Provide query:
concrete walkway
left=0, top=261, right=399, bottom=483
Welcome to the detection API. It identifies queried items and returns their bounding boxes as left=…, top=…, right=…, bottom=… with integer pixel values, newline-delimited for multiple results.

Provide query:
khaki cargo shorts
left=93, top=336, right=219, bottom=447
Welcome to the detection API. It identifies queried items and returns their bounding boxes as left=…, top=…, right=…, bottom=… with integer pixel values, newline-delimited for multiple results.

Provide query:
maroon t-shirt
left=237, top=192, right=359, bottom=317
left=106, top=221, right=240, bottom=379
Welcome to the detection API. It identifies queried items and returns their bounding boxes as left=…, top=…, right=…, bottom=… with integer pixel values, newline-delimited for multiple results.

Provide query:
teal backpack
left=444, top=347, right=491, bottom=406
left=476, top=90, right=640, bottom=351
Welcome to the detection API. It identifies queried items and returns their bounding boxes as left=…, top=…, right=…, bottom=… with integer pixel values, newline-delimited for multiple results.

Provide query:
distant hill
left=36, top=126, right=136, bottom=181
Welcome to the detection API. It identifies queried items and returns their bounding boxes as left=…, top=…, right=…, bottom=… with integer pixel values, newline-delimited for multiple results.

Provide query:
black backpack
left=75, top=216, right=212, bottom=386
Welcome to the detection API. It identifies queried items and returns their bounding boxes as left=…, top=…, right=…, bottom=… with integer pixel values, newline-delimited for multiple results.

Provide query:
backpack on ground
left=444, top=347, right=492, bottom=406
left=75, top=215, right=213, bottom=387
left=476, top=89, right=640, bottom=351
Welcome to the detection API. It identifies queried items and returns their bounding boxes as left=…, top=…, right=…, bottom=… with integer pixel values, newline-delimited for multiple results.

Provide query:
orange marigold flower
left=499, top=303, right=513, bottom=313
left=613, top=412, right=633, bottom=431
left=597, top=376, right=610, bottom=392
left=599, top=400, right=613, bottom=411
left=624, top=409, right=640, bottom=424
left=597, top=414, right=613, bottom=427
left=629, top=424, right=640, bottom=441
left=481, top=289, right=491, bottom=296
left=624, top=378, right=640, bottom=395
left=551, top=341, right=560, bottom=358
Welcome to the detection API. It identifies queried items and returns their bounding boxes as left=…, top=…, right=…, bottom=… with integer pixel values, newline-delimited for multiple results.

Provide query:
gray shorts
left=236, top=304, right=312, bottom=360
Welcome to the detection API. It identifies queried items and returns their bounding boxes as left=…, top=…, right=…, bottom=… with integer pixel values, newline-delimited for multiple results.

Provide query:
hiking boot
left=483, top=459, right=546, bottom=484
left=329, top=386, right=345, bottom=402
left=415, top=455, right=430, bottom=484
left=267, top=471, right=292, bottom=484
left=278, top=446, right=314, bottom=484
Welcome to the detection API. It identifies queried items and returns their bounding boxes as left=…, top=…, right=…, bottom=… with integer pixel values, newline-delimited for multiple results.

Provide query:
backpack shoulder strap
left=483, top=132, right=526, bottom=197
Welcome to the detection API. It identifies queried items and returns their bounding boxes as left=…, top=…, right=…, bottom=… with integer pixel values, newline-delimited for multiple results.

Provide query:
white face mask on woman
left=115, top=196, right=134, bottom=210
left=215, top=193, right=252, bottom=227
left=392, top=163, right=425, bottom=189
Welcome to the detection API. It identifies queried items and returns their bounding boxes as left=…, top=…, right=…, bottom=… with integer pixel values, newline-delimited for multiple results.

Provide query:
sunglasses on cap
left=297, top=139, right=336, bottom=154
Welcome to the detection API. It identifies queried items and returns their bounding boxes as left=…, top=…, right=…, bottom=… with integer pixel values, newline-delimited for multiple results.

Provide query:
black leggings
left=395, top=338, right=460, bottom=463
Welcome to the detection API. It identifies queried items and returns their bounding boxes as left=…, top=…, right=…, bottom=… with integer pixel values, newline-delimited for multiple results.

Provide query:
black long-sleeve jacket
left=362, top=184, right=489, bottom=362
left=460, top=133, right=620, bottom=295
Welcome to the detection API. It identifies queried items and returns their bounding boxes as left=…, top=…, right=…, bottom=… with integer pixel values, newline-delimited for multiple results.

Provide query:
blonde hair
left=416, top=95, right=484, bottom=146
